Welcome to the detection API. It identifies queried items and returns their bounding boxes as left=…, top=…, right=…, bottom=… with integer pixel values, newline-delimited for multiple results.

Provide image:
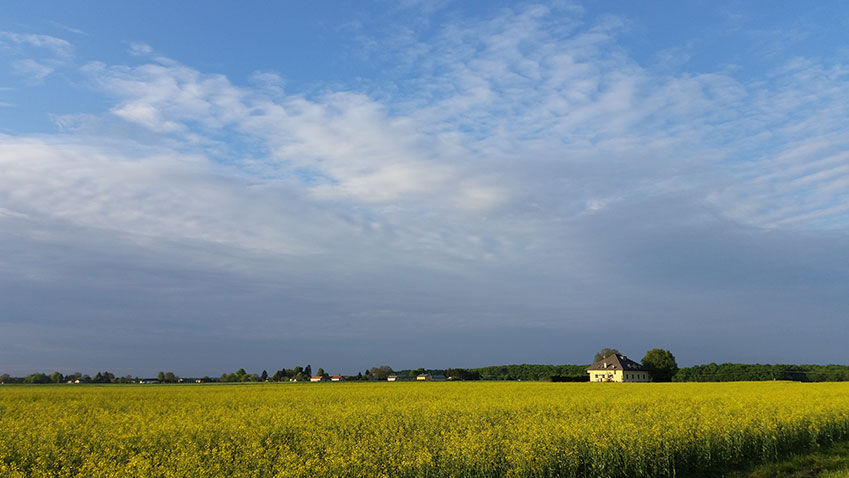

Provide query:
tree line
left=4, top=354, right=849, bottom=384
left=673, top=363, right=849, bottom=382
left=0, top=371, right=140, bottom=384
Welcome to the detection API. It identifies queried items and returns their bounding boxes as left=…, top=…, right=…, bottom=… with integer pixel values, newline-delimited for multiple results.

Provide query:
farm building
left=310, top=375, right=327, bottom=382
left=586, top=354, right=650, bottom=382
left=330, top=376, right=344, bottom=382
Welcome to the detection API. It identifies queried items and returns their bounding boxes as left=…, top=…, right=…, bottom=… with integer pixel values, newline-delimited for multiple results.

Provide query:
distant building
left=310, top=376, right=327, bottom=382
left=330, top=376, right=344, bottom=382
left=416, top=374, right=445, bottom=381
left=586, top=354, right=650, bottom=382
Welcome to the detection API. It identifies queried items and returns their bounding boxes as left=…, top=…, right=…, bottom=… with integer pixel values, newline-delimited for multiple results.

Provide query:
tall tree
left=261, top=370, right=268, bottom=382
left=642, top=349, right=679, bottom=382
left=594, top=348, right=620, bottom=363
left=24, top=372, right=50, bottom=384
left=49, top=371, right=64, bottom=383
left=369, top=365, right=393, bottom=380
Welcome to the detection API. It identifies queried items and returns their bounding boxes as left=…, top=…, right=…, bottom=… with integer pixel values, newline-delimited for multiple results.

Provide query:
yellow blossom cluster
left=1, top=381, right=848, bottom=477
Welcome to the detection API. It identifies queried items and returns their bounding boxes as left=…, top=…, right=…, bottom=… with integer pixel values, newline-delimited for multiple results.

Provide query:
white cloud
left=0, top=136, right=319, bottom=257
left=58, top=4, right=849, bottom=236
left=3, top=5, right=849, bottom=371
left=0, top=31, right=72, bottom=59
left=111, top=102, right=184, bottom=133
left=48, top=21, right=88, bottom=37
left=0, top=31, right=73, bottom=82
left=128, top=42, right=154, bottom=56
left=12, top=59, right=54, bottom=80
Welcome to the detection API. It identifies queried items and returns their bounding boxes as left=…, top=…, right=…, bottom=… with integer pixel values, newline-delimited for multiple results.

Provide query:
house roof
left=586, top=354, right=647, bottom=371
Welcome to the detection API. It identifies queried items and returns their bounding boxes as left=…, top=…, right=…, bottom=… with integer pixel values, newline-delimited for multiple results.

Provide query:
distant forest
left=673, top=363, right=849, bottom=382
left=3, top=363, right=849, bottom=384
left=453, top=363, right=849, bottom=382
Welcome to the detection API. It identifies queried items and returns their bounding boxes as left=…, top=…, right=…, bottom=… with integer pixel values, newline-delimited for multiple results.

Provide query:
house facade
left=586, top=354, right=650, bottom=382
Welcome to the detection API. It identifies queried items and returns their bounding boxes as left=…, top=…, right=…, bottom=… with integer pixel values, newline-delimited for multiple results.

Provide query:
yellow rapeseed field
left=1, top=381, right=848, bottom=477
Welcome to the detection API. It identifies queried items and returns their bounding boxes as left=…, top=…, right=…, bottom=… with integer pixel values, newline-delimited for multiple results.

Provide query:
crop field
left=1, top=382, right=849, bottom=477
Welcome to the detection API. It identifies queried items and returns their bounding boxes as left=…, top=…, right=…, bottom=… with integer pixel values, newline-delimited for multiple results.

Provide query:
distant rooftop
left=586, top=354, right=646, bottom=371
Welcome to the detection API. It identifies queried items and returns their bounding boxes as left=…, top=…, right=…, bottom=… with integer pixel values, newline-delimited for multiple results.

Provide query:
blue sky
left=1, top=2, right=848, bottom=376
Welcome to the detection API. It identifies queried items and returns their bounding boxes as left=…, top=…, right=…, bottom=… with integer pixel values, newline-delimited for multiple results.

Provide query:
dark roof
left=586, top=354, right=647, bottom=371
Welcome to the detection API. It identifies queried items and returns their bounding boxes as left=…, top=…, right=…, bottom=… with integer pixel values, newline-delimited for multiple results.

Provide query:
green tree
left=93, top=371, right=115, bottom=383
left=24, top=372, right=50, bottom=384
left=157, top=371, right=165, bottom=382
left=369, top=365, right=393, bottom=380
left=261, top=370, right=268, bottom=382
left=642, top=348, right=678, bottom=382
left=49, top=371, right=64, bottom=383
left=594, top=348, right=620, bottom=363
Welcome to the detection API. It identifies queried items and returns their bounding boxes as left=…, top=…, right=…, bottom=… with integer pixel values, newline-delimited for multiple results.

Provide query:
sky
left=1, top=1, right=848, bottom=377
